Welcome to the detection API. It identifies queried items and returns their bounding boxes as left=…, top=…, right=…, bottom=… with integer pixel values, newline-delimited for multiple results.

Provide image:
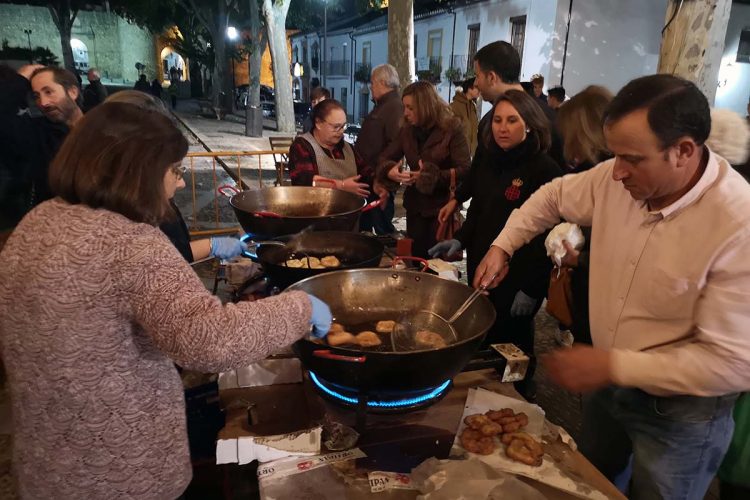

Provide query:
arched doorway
left=70, top=38, right=89, bottom=75
left=160, top=47, right=187, bottom=82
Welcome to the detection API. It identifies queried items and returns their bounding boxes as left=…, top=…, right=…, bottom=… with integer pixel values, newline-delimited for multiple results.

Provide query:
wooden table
left=217, top=368, right=625, bottom=499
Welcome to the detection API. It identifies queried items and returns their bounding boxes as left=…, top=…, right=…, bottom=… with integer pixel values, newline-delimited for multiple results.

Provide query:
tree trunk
left=263, top=0, right=295, bottom=133
left=658, top=0, right=732, bottom=104
left=211, top=0, right=233, bottom=112
left=48, top=3, right=77, bottom=73
left=388, top=0, right=414, bottom=89
left=245, top=0, right=266, bottom=137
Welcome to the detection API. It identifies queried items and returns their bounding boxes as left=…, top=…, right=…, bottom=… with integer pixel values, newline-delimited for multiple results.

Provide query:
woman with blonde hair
left=556, top=85, right=613, bottom=172
left=550, top=85, right=613, bottom=346
left=378, top=80, right=470, bottom=258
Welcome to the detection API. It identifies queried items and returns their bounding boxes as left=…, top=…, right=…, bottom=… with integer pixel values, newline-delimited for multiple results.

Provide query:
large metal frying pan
left=223, top=186, right=380, bottom=238
left=245, top=231, right=385, bottom=289
left=286, top=269, right=497, bottom=392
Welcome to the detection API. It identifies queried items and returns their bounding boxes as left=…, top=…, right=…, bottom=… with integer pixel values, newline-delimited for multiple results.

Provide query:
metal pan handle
left=361, top=199, right=383, bottom=213
left=392, top=256, right=429, bottom=272
left=312, top=349, right=366, bottom=363
left=217, top=184, right=240, bottom=198
left=312, top=178, right=338, bottom=188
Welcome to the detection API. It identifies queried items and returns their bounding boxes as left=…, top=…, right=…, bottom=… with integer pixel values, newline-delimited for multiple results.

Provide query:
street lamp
left=23, top=29, right=32, bottom=63
left=226, top=27, right=238, bottom=97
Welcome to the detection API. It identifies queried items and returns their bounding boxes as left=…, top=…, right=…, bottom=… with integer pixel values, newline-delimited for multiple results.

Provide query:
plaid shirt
left=288, top=136, right=373, bottom=186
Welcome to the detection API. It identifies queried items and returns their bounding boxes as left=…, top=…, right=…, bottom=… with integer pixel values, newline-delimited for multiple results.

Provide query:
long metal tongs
left=446, top=273, right=497, bottom=323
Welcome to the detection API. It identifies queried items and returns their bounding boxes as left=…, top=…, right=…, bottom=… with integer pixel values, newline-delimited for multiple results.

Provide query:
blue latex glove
left=428, top=239, right=462, bottom=258
left=209, top=237, right=248, bottom=260
left=510, top=290, right=537, bottom=317
left=307, top=294, right=332, bottom=338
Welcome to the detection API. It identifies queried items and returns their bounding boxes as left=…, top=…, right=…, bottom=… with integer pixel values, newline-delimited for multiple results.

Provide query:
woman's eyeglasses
left=171, top=165, right=187, bottom=177
left=324, top=120, right=348, bottom=132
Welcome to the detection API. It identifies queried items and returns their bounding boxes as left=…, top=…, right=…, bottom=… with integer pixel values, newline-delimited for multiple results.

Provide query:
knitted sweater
left=0, top=199, right=312, bottom=499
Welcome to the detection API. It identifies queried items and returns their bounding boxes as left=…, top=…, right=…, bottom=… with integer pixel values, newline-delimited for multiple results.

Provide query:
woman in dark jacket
left=378, top=81, right=471, bottom=258
left=554, top=85, right=613, bottom=345
left=431, top=90, right=562, bottom=399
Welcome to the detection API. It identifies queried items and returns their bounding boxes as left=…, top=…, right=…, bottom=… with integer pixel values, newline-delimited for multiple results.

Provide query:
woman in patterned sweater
left=0, top=102, right=331, bottom=499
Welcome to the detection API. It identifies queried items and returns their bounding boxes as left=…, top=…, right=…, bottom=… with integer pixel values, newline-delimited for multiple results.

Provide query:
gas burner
left=309, top=372, right=451, bottom=414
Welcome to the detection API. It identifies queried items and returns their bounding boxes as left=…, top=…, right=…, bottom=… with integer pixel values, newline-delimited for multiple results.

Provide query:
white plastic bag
left=544, top=223, right=585, bottom=267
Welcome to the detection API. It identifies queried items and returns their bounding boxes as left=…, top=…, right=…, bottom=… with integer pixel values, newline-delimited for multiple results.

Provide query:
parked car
left=256, top=100, right=310, bottom=127
left=343, top=124, right=361, bottom=143
left=235, top=84, right=275, bottom=109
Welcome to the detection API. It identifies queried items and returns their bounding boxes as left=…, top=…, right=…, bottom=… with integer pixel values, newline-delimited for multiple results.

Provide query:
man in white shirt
left=474, top=74, right=750, bottom=498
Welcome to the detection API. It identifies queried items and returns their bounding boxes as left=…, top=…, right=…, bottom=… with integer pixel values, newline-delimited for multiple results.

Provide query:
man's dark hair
left=310, top=86, right=331, bottom=102
left=459, top=77, right=475, bottom=90
left=31, top=66, right=79, bottom=92
left=548, top=86, right=566, bottom=102
left=473, top=41, right=520, bottom=84
left=30, top=66, right=82, bottom=105
left=49, top=102, right=188, bottom=225
left=483, top=90, right=551, bottom=153
left=605, top=74, right=710, bottom=149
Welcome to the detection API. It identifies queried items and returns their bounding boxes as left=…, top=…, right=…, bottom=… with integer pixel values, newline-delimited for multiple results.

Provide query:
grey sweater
left=0, top=199, right=312, bottom=499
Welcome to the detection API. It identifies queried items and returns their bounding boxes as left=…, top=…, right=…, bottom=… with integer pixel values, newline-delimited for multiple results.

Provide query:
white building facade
left=292, top=0, right=750, bottom=124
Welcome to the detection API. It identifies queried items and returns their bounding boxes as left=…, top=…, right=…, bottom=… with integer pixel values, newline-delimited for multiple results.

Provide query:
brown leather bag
left=546, top=266, right=575, bottom=327
left=435, top=168, right=464, bottom=262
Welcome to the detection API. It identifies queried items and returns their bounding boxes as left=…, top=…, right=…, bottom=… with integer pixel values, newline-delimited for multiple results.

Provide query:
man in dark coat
left=0, top=65, right=82, bottom=246
left=355, top=63, right=403, bottom=234
left=82, top=68, right=108, bottom=112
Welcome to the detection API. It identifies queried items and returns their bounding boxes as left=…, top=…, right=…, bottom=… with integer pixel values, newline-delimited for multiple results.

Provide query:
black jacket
left=82, top=80, right=108, bottom=112
left=454, top=137, right=562, bottom=300
left=0, top=73, right=69, bottom=230
left=159, top=201, right=194, bottom=262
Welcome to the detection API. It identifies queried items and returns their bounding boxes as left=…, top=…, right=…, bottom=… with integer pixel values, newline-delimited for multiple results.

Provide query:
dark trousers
left=580, top=387, right=737, bottom=499
left=406, top=212, right=439, bottom=259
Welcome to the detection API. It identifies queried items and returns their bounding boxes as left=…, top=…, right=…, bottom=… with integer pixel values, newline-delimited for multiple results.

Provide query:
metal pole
left=323, top=0, right=327, bottom=87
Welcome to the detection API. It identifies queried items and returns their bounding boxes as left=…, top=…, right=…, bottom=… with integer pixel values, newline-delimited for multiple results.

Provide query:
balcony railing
left=324, top=59, right=350, bottom=76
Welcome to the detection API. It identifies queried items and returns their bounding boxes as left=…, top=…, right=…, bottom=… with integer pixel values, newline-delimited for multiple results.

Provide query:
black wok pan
left=286, top=270, right=496, bottom=393
left=244, top=231, right=385, bottom=289
left=222, top=185, right=381, bottom=238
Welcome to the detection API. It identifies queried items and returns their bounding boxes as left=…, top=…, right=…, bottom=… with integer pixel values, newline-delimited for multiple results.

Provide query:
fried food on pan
left=327, top=331, right=357, bottom=346
left=355, top=331, right=382, bottom=347
left=298, top=256, right=322, bottom=269
left=459, top=428, right=496, bottom=455
left=375, top=320, right=395, bottom=334
left=329, top=323, right=345, bottom=333
left=504, top=432, right=544, bottom=467
left=285, top=258, right=303, bottom=268
left=320, top=255, right=341, bottom=268
left=415, top=330, right=447, bottom=349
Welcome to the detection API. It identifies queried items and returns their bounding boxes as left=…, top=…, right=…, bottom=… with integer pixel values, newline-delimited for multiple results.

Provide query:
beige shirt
left=493, top=150, right=750, bottom=397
